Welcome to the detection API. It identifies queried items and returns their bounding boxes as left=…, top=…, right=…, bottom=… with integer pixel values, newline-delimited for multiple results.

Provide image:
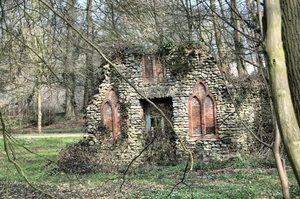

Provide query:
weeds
left=0, top=137, right=299, bottom=198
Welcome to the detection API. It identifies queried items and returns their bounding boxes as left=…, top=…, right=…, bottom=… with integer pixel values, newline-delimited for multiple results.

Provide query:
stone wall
left=86, top=48, right=271, bottom=164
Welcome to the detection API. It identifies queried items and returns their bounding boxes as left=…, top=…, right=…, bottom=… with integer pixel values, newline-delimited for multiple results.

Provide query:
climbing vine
left=118, top=98, right=129, bottom=139
left=97, top=122, right=112, bottom=138
left=157, top=39, right=205, bottom=77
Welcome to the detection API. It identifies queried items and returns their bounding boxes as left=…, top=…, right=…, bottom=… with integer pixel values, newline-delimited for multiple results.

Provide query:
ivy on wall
left=157, top=39, right=205, bottom=77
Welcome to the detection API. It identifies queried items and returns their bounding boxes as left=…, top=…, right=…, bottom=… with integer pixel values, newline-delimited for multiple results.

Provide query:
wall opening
left=100, top=87, right=121, bottom=141
left=102, top=102, right=113, bottom=131
left=141, top=98, right=176, bottom=164
left=191, top=97, right=201, bottom=135
left=188, top=80, right=218, bottom=139
left=142, top=55, right=166, bottom=82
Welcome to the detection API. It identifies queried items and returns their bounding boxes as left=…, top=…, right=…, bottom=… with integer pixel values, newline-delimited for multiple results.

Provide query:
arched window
left=204, top=95, right=215, bottom=134
left=191, top=97, right=201, bottom=135
left=188, top=80, right=218, bottom=139
left=102, top=102, right=113, bottom=131
left=101, top=87, right=121, bottom=140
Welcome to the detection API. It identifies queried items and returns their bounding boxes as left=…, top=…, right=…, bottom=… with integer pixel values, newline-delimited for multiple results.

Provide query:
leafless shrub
left=54, top=138, right=130, bottom=174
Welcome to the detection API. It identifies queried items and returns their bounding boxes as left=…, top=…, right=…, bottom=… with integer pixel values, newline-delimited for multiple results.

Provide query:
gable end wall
left=86, top=50, right=271, bottom=164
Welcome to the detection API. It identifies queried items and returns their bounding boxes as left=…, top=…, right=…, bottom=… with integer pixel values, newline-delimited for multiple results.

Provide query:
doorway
left=142, top=98, right=176, bottom=164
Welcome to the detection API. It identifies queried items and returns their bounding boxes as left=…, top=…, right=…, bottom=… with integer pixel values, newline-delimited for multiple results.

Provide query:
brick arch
left=105, top=86, right=119, bottom=105
left=193, top=79, right=208, bottom=97
left=188, top=80, right=218, bottom=139
left=100, top=86, right=121, bottom=140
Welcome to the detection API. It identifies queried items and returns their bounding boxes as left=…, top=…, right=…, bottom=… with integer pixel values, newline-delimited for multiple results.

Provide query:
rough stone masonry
left=86, top=46, right=270, bottom=164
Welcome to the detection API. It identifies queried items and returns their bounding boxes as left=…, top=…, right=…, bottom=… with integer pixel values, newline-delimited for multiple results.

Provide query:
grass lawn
left=0, top=136, right=299, bottom=198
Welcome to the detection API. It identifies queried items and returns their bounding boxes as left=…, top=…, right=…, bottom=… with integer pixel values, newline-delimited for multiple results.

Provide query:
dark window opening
left=142, top=55, right=166, bottom=82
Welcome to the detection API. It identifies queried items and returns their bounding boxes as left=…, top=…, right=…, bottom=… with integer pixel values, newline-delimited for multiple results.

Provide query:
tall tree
left=210, top=0, right=226, bottom=70
left=83, top=0, right=94, bottom=109
left=64, top=0, right=77, bottom=119
left=264, top=0, right=300, bottom=187
left=280, top=0, right=300, bottom=126
left=179, top=0, right=194, bottom=42
left=230, top=0, right=247, bottom=75
left=27, top=0, right=45, bottom=134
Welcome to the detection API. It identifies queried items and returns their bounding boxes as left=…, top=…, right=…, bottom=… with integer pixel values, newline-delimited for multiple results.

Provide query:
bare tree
left=230, top=0, right=247, bottom=75
left=83, top=0, right=94, bottom=109
left=280, top=0, right=300, bottom=187
left=210, top=0, right=226, bottom=70
left=64, top=0, right=77, bottom=119
left=264, top=0, right=300, bottom=189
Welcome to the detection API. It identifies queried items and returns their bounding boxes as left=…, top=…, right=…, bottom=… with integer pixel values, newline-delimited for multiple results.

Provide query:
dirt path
left=0, top=133, right=88, bottom=139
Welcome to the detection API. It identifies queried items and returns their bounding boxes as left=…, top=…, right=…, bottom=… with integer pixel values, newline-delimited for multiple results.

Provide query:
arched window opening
left=189, top=80, right=218, bottom=139
left=103, top=102, right=113, bottom=131
left=191, top=97, right=202, bottom=135
left=101, top=87, right=121, bottom=140
left=108, top=89, right=118, bottom=105
left=204, top=96, right=215, bottom=134
left=194, top=82, right=206, bottom=97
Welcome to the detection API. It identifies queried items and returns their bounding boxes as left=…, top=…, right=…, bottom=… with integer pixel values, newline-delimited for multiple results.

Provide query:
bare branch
left=38, top=0, right=194, bottom=170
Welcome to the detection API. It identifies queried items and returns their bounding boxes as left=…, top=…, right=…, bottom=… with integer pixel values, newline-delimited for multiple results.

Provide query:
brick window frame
left=100, top=86, right=120, bottom=140
left=188, top=80, right=218, bottom=139
left=142, top=55, right=166, bottom=82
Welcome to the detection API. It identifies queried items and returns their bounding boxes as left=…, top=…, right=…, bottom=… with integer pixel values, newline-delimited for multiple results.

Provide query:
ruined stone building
left=86, top=46, right=270, bottom=164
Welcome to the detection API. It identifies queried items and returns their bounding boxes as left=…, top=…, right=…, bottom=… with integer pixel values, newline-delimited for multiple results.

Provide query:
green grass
left=0, top=137, right=299, bottom=198
left=0, top=137, right=81, bottom=182
left=121, top=161, right=298, bottom=198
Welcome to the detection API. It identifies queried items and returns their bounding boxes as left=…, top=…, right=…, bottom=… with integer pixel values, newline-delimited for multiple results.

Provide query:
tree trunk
left=264, top=0, right=300, bottom=187
left=210, top=0, right=226, bottom=70
left=37, top=76, right=42, bottom=134
left=83, top=0, right=94, bottom=109
left=273, top=123, right=290, bottom=199
left=64, top=0, right=77, bottom=119
left=280, top=0, right=300, bottom=126
left=230, top=0, right=247, bottom=76
left=31, top=0, right=43, bottom=134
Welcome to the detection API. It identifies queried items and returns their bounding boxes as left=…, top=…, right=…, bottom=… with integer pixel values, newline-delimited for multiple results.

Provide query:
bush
left=54, top=138, right=130, bottom=174
left=55, top=140, right=102, bottom=174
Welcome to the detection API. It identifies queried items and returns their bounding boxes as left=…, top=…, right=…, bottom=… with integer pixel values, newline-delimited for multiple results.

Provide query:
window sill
left=188, top=134, right=219, bottom=141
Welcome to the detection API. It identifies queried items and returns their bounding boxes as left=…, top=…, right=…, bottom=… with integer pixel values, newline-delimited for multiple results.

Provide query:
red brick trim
left=188, top=80, right=218, bottom=140
left=100, top=87, right=120, bottom=141
left=100, top=100, right=115, bottom=140
left=142, top=55, right=166, bottom=82
left=105, top=86, right=118, bottom=98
